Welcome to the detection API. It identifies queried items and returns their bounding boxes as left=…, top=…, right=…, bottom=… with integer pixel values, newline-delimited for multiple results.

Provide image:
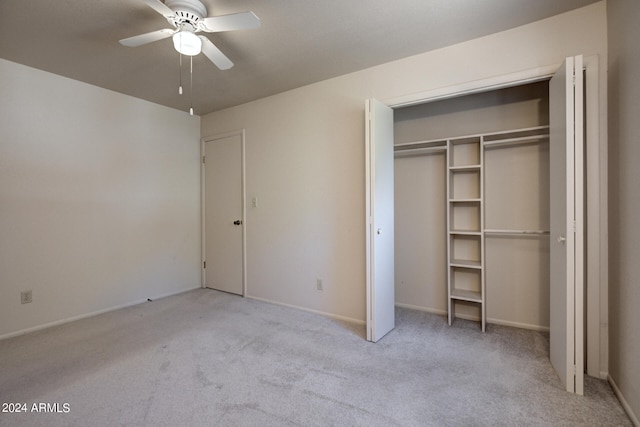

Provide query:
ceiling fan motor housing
left=165, top=0, right=207, bottom=27
left=120, top=0, right=257, bottom=71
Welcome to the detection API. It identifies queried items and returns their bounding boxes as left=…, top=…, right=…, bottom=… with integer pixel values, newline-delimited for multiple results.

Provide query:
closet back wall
left=394, top=82, right=551, bottom=330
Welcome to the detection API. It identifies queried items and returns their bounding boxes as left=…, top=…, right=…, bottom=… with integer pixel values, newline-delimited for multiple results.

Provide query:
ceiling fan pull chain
left=189, top=55, right=194, bottom=116
left=178, top=52, right=183, bottom=95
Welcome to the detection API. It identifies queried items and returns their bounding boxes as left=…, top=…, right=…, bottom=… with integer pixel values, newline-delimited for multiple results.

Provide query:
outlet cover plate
left=21, top=290, right=32, bottom=304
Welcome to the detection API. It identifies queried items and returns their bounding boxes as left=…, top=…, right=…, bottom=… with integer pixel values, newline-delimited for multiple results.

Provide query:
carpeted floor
left=0, top=288, right=632, bottom=426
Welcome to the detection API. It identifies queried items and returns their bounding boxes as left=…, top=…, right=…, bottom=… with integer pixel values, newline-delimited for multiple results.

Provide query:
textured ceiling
left=0, top=0, right=599, bottom=115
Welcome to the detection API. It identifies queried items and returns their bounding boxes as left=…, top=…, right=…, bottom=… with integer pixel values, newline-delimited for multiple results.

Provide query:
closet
left=393, top=82, right=551, bottom=331
left=367, top=55, right=601, bottom=395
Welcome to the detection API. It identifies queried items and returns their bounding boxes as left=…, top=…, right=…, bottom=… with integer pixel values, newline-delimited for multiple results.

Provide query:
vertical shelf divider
left=480, top=135, right=486, bottom=332
left=446, top=136, right=485, bottom=331
left=446, top=139, right=452, bottom=327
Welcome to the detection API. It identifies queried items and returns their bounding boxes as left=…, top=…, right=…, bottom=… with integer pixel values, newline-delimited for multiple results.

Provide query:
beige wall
left=201, top=3, right=607, bottom=323
left=0, top=59, right=202, bottom=338
left=607, top=0, right=640, bottom=423
left=394, top=82, right=550, bottom=143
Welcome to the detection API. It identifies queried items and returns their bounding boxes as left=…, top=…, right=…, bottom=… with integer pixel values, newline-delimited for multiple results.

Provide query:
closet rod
left=484, top=229, right=550, bottom=236
left=483, top=135, right=549, bottom=148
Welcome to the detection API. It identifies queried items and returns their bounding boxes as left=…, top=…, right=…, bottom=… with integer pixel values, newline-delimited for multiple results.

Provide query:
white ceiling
left=0, top=0, right=599, bottom=115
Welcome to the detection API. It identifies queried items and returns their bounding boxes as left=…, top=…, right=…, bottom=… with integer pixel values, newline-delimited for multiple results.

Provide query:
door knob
left=557, top=235, right=566, bottom=244
left=233, top=220, right=243, bottom=226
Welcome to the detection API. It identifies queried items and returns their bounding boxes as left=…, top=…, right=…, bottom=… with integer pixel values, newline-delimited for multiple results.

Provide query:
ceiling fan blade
left=199, top=36, right=233, bottom=70
left=119, top=28, right=175, bottom=47
left=198, top=11, right=260, bottom=33
left=143, top=0, right=175, bottom=18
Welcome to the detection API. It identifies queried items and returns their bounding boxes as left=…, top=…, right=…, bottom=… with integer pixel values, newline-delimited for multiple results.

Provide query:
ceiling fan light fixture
left=172, top=30, right=202, bottom=56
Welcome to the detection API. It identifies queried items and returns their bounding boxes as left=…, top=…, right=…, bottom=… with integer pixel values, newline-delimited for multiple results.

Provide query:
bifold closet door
left=549, top=55, right=584, bottom=395
left=365, top=99, right=395, bottom=342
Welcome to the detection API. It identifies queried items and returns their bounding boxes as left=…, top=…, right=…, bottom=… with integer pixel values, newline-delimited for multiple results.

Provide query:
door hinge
left=571, top=364, right=577, bottom=376
left=202, top=156, right=205, bottom=164
left=203, top=261, right=206, bottom=269
left=573, top=220, right=576, bottom=233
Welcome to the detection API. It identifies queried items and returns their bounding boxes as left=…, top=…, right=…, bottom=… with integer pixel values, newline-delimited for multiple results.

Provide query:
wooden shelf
left=449, top=198, right=481, bottom=203
left=483, top=135, right=548, bottom=148
left=394, top=139, right=447, bottom=158
left=483, top=126, right=549, bottom=149
left=450, top=259, right=482, bottom=269
left=450, top=289, right=483, bottom=303
left=450, top=165, right=481, bottom=172
left=449, top=230, right=482, bottom=235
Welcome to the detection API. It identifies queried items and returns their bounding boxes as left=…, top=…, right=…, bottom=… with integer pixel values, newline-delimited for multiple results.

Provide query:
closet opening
left=394, top=81, right=553, bottom=332
left=367, top=56, right=604, bottom=393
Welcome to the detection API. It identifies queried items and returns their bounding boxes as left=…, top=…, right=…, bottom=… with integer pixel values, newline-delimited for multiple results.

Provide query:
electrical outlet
left=316, top=279, right=323, bottom=291
left=21, top=290, right=32, bottom=304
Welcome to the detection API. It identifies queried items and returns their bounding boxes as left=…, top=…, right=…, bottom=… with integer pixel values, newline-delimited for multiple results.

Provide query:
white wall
left=201, top=3, right=607, bottom=323
left=0, top=59, right=201, bottom=338
left=607, top=0, right=640, bottom=423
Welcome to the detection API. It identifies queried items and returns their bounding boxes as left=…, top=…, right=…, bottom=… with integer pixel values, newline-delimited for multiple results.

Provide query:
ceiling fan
left=119, top=0, right=260, bottom=70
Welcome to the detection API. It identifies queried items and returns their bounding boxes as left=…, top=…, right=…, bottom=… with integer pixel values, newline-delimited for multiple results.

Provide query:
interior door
left=365, top=99, right=395, bottom=342
left=204, top=133, right=244, bottom=295
left=549, top=55, right=584, bottom=394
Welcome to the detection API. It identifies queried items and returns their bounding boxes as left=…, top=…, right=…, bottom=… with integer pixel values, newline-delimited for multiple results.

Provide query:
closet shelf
left=449, top=198, right=481, bottom=203
left=449, top=230, right=482, bottom=236
left=395, top=146, right=447, bottom=158
left=483, top=135, right=549, bottom=148
left=395, top=139, right=447, bottom=152
left=450, top=259, right=482, bottom=269
left=450, top=165, right=481, bottom=171
left=483, top=125, right=549, bottom=140
left=450, top=289, right=483, bottom=303
left=483, top=126, right=550, bottom=149
left=395, top=138, right=447, bottom=148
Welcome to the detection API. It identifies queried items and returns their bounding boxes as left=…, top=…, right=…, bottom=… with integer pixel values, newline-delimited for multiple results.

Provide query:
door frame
left=383, top=57, right=607, bottom=379
left=201, top=129, right=247, bottom=296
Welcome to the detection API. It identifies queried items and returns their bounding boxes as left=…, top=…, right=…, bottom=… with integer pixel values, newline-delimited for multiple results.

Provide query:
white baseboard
left=245, top=295, right=365, bottom=325
left=487, top=317, right=550, bottom=332
left=394, top=303, right=549, bottom=332
left=0, top=286, right=200, bottom=341
left=608, top=374, right=640, bottom=426
left=394, top=303, right=484, bottom=324
left=395, top=303, right=447, bottom=317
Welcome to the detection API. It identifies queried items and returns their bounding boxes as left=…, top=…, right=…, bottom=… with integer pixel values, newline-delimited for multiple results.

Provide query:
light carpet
left=0, top=289, right=632, bottom=426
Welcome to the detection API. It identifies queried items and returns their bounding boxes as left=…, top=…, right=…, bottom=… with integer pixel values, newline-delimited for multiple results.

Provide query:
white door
left=203, top=133, right=245, bottom=295
left=365, top=99, right=395, bottom=342
left=549, top=55, right=584, bottom=394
